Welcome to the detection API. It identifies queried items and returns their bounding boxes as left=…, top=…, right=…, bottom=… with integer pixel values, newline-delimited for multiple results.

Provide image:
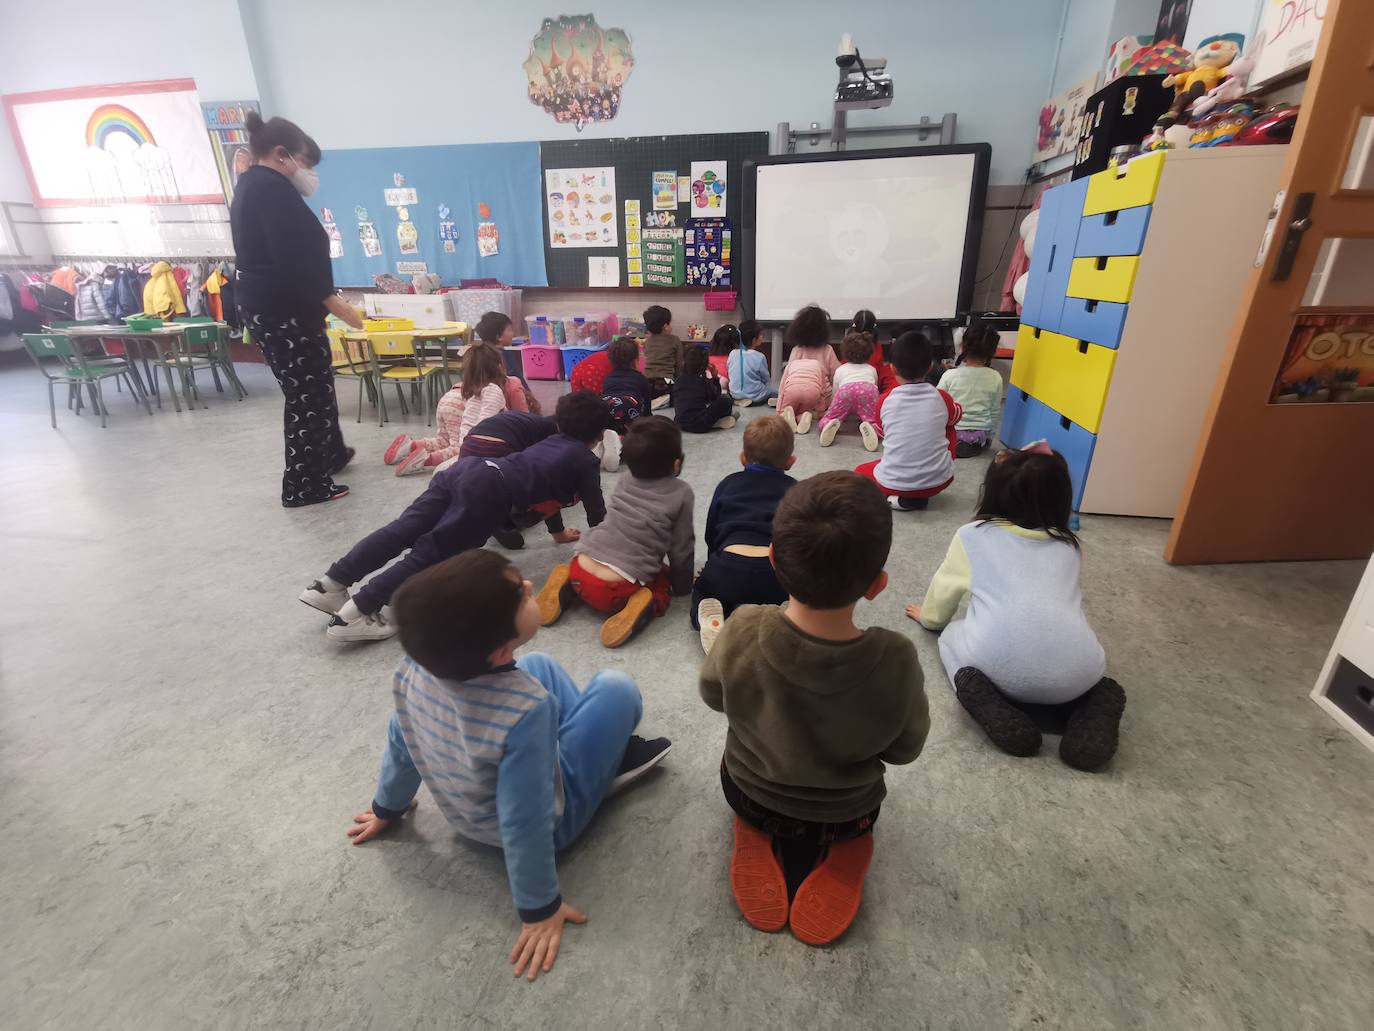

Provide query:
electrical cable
left=973, top=170, right=1033, bottom=286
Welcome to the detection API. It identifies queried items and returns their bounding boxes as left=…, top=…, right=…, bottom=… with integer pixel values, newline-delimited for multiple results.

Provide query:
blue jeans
left=375, top=655, right=643, bottom=845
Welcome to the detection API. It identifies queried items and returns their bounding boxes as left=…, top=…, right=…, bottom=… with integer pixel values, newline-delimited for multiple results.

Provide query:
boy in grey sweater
left=537, top=416, right=695, bottom=648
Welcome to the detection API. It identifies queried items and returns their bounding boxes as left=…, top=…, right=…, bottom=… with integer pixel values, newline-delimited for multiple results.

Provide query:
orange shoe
left=729, top=817, right=788, bottom=932
left=788, top=834, right=874, bottom=945
left=536, top=564, right=574, bottom=626
left=599, top=586, right=654, bottom=648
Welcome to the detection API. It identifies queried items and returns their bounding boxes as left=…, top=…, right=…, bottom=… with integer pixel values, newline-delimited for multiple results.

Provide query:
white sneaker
left=767, top=396, right=779, bottom=407
left=396, top=448, right=430, bottom=476
left=600, top=429, right=622, bottom=471
left=299, top=579, right=348, bottom=615
left=780, top=405, right=797, bottom=431
left=860, top=421, right=880, bottom=451
left=736, top=397, right=753, bottom=407
left=697, top=598, right=725, bottom=655
left=327, top=606, right=398, bottom=642
left=383, top=434, right=414, bottom=465
left=818, top=419, right=840, bottom=447
left=796, top=411, right=813, bottom=435
left=651, top=394, right=670, bottom=410
left=714, top=415, right=737, bottom=430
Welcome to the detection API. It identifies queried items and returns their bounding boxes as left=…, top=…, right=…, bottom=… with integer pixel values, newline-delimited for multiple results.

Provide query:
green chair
left=167, top=323, right=246, bottom=406
left=23, top=333, right=153, bottom=429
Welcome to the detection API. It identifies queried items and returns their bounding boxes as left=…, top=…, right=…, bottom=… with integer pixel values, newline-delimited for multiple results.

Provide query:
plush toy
left=1192, top=32, right=1265, bottom=119
left=1157, top=34, right=1244, bottom=129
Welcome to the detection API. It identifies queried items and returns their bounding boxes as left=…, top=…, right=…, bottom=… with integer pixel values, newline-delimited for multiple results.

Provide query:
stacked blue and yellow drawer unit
left=1001, top=152, right=1164, bottom=508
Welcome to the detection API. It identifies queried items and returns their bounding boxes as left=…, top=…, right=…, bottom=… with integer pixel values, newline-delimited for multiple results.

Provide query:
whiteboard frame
left=741, top=143, right=991, bottom=326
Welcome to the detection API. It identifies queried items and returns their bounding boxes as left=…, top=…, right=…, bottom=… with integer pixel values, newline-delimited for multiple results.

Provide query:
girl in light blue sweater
left=728, top=318, right=777, bottom=405
left=907, top=446, right=1125, bottom=771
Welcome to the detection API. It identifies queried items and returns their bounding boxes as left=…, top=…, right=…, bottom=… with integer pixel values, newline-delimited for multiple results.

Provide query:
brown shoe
left=536, top=564, right=574, bottom=626
left=599, top=587, right=654, bottom=647
left=730, top=817, right=788, bottom=932
left=788, top=834, right=874, bottom=946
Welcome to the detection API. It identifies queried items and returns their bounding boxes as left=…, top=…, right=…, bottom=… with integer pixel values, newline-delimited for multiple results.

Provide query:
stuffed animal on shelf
left=1192, top=31, right=1266, bottom=119
left=1157, top=33, right=1245, bottom=129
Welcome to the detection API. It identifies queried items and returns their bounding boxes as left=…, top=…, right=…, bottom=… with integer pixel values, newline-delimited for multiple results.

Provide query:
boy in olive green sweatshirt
left=699, top=470, right=929, bottom=946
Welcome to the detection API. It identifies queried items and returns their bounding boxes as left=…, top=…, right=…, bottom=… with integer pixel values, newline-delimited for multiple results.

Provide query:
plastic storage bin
left=561, top=343, right=607, bottom=378
left=524, top=315, right=566, bottom=346
left=562, top=316, right=599, bottom=346
left=520, top=344, right=563, bottom=380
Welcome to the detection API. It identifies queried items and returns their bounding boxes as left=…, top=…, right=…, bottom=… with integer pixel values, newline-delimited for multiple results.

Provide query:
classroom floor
left=2, top=357, right=1371, bottom=1031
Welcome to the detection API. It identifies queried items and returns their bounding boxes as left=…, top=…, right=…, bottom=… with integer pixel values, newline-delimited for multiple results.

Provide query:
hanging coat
left=106, top=270, right=142, bottom=320
left=184, top=261, right=206, bottom=317
left=76, top=276, right=112, bottom=321
left=204, top=268, right=226, bottom=322
left=142, top=261, right=187, bottom=318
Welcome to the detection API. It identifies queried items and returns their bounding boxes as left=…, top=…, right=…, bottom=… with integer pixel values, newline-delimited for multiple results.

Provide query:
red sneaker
left=729, top=817, right=788, bottom=932
left=788, top=834, right=874, bottom=945
left=395, top=447, right=431, bottom=477
left=384, top=434, right=415, bottom=465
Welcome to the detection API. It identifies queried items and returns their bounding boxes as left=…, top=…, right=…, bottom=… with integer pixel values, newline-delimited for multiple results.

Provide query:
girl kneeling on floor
left=906, top=445, right=1125, bottom=770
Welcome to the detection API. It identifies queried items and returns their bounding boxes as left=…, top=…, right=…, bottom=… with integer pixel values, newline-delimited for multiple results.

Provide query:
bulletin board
left=539, top=132, right=769, bottom=288
left=308, top=141, right=548, bottom=288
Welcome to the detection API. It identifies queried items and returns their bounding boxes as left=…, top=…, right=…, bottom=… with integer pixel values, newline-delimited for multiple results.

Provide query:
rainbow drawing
left=85, top=104, right=156, bottom=149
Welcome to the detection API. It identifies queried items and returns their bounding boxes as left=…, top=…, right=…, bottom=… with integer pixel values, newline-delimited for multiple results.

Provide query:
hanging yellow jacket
left=205, top=268, right=227, bottom=322
left=142, top=261, right=187, bottom=317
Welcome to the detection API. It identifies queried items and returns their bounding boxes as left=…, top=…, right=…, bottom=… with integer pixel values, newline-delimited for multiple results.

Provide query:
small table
left=339, top=321, right=472, bottom=385
left=58, top=323, right=228, bottom=413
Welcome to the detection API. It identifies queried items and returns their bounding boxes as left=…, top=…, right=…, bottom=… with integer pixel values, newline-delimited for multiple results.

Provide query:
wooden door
left=1167, top=0, right=1374, bottom=564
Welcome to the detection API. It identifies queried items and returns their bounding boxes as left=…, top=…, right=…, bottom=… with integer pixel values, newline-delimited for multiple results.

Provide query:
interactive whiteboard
left=746, top=145, right=989, bottom=322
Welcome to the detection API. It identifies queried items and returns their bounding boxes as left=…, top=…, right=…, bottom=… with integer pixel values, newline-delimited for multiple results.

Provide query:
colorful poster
left=477, top=221, right=500, bottom=257
left=546, top=166, right=618, bottom=248
left=320, top=207, right=344, bottom=259
left=678, top=175, right=691, bottom=202
left=202, top=99, right=259, bottom=205
left=1033, top=73, right=1100, bottom=164
left=690, top=161, right=727, bottom=213
left=4, top=78, right=227, bottom=206
left=523, top=14, right=634, bottom=132
left=652, top=171, right=677, bottom=210
left=1270, top=313, right=1374, bottom=404
left=358, top=212, right=382, bottom=257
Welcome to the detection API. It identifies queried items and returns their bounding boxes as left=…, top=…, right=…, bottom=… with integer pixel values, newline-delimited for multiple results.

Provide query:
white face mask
left=290, top=161, right=319, bottom=197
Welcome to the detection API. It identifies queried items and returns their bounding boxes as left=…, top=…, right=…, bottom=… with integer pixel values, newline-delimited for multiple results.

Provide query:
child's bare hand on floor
left=346, top=800, right=417, bottom=844
left=905, top=604, right=922, bottom=623
left=510, top=901, right=587, bottom=982
left=551, top=529, right=580, bottom=544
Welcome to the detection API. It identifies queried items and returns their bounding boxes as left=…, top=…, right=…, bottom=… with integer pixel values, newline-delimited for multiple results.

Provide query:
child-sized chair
left=166, top=321, right=247, bottom=407
left=366, top=331, right=442, bottom=427
left=328, top=327, right=379, bottom=424
left=23, top=332, right=153, bottom=428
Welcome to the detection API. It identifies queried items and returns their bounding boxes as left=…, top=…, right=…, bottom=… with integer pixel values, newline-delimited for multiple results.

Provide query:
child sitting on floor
left=938, top=321, right=1003, bottom=458
left=906, top=446, right=1124, bottom=770
left=536, top=416, right=695, bottom=648
left=818, top=330, right=881, bottom=452
left=642, top=304, right=682, bottom=408
left=673, top=346, right=738, bottom=433
left=600, top=335, right=652, bottom=436
left=851, top=309, right=899, bottom=394
left=301, top=391, right=609, bottom=643
left=387, top=342, right=511, bottom=475
left=855, top=331, right=961, bottom=511
left=346, top=549, right=672, bottom=982
left=728, top=318, right=776, bottom=407
left=778, top=304, right=840, bottom=436
left=692, top=415, right=797, bottom=653
left=700, top=470, right=929, bottom=945
left=707, top=325, right=736, bottom=389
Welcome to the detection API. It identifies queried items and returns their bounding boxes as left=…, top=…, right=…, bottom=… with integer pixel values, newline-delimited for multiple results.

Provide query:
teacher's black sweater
left=230, top=165, right=333, bottom=324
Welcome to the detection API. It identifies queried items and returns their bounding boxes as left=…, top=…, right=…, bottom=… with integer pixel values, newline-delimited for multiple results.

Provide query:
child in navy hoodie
left=300, top=391, right=609, bottom=643
left=346, top=549, right=671, bottom=982
left=692, top=415, right=798, bottom=652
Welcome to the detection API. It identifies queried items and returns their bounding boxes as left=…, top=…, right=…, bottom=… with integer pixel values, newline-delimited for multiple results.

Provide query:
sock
left=336, top=599, right=362, bottom=623
left=321, top=575, right=346, bottom=592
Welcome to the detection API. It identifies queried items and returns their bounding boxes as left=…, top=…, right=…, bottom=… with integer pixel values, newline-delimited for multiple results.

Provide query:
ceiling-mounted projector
left=835, top=33, right=893, bottom=111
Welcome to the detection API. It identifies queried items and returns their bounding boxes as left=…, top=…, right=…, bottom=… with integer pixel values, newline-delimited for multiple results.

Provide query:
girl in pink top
left=778, top=305, right=840, bottom=435
left=385, top=342, right=512, bottom=476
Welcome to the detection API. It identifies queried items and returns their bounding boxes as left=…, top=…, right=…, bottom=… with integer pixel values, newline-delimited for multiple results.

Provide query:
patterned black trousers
left=251, top=313, right=349, bottom=505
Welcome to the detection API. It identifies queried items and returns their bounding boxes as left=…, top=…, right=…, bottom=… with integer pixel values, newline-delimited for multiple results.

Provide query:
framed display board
left=539, top=132, right=769, bottom=287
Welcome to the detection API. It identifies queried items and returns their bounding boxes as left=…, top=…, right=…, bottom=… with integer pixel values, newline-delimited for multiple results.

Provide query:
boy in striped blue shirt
left=346, top=549, right=672, bottom=981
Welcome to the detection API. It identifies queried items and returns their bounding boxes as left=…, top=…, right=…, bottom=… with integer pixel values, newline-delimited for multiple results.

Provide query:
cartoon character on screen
left=1156, top=34, right=1244, bottom=130
left=829, top=202, right=891, bottom=301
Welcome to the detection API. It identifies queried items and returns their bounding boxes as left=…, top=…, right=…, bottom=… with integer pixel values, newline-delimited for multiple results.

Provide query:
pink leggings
left=819, top=382, right=880, bottom=432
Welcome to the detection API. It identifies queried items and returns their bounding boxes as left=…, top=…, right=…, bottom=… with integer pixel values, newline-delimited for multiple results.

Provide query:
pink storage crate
left=704, top=291, right=738, bottom=312
left=520, top=344, right=563, bottom=380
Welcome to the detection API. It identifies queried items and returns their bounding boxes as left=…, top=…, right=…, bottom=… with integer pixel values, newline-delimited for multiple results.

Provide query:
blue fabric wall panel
left=309, top=141, right=548, bottom=288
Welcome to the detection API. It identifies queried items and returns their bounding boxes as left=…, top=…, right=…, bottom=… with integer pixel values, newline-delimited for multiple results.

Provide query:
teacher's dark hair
left=244, top=110, right=321, bottom=166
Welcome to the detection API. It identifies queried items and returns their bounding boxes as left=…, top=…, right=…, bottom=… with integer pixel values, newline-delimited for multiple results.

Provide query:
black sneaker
left=889, top=495, right=929, bottom=511
left=492, top=526, right=525, bottom=550
left=283, top=484, right=349, bottom=508
left=331, top=447, right=356, bottom=474
left=609, top=735, right=672, bottom=793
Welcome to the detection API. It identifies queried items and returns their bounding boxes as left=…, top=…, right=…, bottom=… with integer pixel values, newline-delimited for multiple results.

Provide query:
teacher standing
left=231, top=111, right=365, bottom=508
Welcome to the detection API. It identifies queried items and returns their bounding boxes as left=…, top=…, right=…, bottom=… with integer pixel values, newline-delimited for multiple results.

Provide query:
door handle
left=1271, top=192, right=1315, bottom=281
